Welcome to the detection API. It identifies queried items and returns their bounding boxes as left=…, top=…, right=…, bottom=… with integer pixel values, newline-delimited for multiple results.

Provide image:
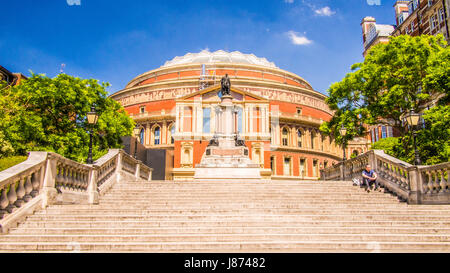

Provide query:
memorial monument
left=193, top=76, right=262, bottom=181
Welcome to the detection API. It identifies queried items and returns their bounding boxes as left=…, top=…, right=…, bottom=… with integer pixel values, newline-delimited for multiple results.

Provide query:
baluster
left=31, top=171, right=41, bottom=197
left=23, top=175, right=33, bottom=202
left=14, top=178, right=26, bottom=208
left=82, top=171, right=88, bottom=191
left=427, top=171, right=435, bottom=194
left=446, top=168, right=450, bottom=193
left=433, top=170, right=440, bottom=194
left=422, top=171, right=429, bottom=194
left=439, top=170, right=446, bottom=193
left=0, top=188, right=9, bottom=219
left=6, top=182, right=18, bottom=213
left=62, top=167, right=69, bottom=190
left=71, top=169, right=78, bottom=191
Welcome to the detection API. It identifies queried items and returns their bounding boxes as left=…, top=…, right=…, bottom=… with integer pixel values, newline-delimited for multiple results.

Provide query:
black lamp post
left=86, top=106, right=99, bottom=164
left=339, top=125, right=347, bottom=181
left=404, top=109, right=422, bottom=165
left=133, top=125, right=141, bottom=159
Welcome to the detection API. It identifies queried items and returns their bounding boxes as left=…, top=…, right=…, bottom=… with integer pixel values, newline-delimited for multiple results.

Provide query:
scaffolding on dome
left=198, top=64, right=217, bottom=90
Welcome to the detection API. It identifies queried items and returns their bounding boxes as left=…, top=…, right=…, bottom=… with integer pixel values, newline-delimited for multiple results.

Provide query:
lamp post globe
left=404, top=109, right=422, bottom=165
left=86, top=106, right=98, bottom=164
left=133, top=125, right=141, bottom=159
left=339, top=125, right=347, bottom=181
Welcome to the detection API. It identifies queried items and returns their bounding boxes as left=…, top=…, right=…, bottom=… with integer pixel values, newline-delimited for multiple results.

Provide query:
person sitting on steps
left=362, top=164, right=380, bottom=193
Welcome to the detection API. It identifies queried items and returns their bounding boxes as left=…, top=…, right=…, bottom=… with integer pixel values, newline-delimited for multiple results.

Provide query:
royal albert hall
left=110, top=50, right=370, bottom=181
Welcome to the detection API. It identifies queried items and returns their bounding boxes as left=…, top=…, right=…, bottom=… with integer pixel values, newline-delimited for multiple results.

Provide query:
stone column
left=162, top=121, right=167, bottom=144
left=41, top=155, right=57, bottom=208
left=249, top=106, right=254, bottom=133
left=87, top=167, right=99, bottom=204
left=146, top=122, right=151, bottom=146
left=221, top=96, right=234, bottom=136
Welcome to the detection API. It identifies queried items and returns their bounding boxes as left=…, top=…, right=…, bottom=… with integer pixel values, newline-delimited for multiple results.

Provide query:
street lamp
left=86, top=106, right=99, bottom=164
left=404, top=109, right=422, bottom=165
left=339, top=125, right=347, bottom=181
left=339, top=125, right=347, bottom=161
left=133, top=125, right=141, bottom=159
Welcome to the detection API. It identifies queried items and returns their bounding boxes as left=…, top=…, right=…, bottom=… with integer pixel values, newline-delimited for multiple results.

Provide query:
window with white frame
left=202, top=107, right=211, bottom=134
left=408, top=2, right=414, bottom=14
left=428, top=0, right=433, bottom=7
left=154, top=127, right=160, bottom=145
left=439, top=8, right=445, bottom=23
left=413, top=0, right=419, bottom=10
left=411, top=21, right=414, bottom=32
left=282, top=128, right=289, bottom=146
left=430, top=14, right=438, bottom=30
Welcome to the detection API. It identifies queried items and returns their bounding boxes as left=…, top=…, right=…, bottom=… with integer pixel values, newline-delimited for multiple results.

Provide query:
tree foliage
left=321, top=34, right=449, bottom=164
left=0, top=73, right=134, bottom=162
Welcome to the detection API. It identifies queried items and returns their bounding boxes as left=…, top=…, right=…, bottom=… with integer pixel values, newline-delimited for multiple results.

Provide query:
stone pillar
left=249, top=106, right=254, bottom=133
left=135, top=162, right=141, bottom=180
left=221, top=95, right=234, bottom=136
left=407, top=166, right=422, bottom=204
left=41, top=155, right=57, bottom=208
left=146, top=122, right=151, bottom=146
left=88, top=167, right=99, bottom=204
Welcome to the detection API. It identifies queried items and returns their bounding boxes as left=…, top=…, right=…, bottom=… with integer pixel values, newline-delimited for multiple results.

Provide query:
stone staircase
left=1, top=179, right=450, bottom=252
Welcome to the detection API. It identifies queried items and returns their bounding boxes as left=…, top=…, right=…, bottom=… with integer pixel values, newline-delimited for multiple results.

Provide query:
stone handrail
left=320, top=150, right=450, bottom=205
left=0, top=149, right=153, bottom=233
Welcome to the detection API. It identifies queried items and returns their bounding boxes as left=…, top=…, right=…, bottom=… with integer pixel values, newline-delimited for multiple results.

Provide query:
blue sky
left=1, top=0, right=397, bottom=95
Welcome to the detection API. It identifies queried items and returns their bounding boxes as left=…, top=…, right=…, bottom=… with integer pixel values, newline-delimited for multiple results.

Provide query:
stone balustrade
left=0, top=149, right=152, bottom=233
left=320, top=150, right=450, bottom=205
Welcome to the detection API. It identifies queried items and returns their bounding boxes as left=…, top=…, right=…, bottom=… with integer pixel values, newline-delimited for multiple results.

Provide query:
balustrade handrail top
left=417, top=161, right=450, bottom=171
left=93, top=149, right=120, bottom=167
left=0, top=152, right=48, bottom=187
left=373, top=150, right=413, bottom=168
left=49, top=152, right=92, bottom=171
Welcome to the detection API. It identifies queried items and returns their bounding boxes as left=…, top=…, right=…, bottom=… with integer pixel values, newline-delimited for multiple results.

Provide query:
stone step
left=1, top=234, right=450, bottom=243
left=23, top=214, right=450, bottom=221
left=9, top=226, right=450, bottom=235
left=17, top=220, right=450, bottom=228
left=32, top=209, right=450, bottom=216
left=0, top=241, right=449, bottom=253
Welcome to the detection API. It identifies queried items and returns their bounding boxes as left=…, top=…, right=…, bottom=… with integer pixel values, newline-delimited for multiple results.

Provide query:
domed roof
left=162, top=50, right=278, bottom=68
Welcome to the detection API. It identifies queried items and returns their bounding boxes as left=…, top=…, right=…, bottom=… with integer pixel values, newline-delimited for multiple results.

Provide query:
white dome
left=162, top=50, right=277, bottom=68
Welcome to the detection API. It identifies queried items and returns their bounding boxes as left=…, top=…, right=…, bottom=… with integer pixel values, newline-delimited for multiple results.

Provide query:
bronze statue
left=234, top=133, right=245, bottom=147
left=208, top=134, right=219, bottom=147
left=220, top=74, right=231, bottom=96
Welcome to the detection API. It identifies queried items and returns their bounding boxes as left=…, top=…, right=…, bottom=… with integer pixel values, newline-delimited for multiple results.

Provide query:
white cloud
left=314, top=6, right=335, bottom=16
left=287, top=31, right=312, bottom=45
left=67, top=0, right=81, bottom=6
left=284, top=0, right=294, bottom=3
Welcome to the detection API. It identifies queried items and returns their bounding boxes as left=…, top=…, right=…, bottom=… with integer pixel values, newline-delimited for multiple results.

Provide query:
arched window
left=297, top=129, right=303, bottom=148
left=140, top=128, right=145, bottom=145
left=282, top=128, right=289, bottom=146
left=311, top=131, right=316, bottom=149
left=154, top=127, right=161, bottom=145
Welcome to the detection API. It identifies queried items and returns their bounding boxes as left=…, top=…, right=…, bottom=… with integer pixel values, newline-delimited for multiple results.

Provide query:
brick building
left=0, top=65, right=27, bottom=86
left=360, top=0, right=449, bottom=144
left=110, top=50, right=370, bottom=180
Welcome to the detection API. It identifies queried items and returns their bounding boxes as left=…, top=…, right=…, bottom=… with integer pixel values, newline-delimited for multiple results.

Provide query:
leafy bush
left=0, top=74, right=134, bottom=163
left=0, top=156, right=27, bottom=172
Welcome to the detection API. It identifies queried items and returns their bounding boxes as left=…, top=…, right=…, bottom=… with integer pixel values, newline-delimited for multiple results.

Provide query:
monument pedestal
left=193, top=95, right=261, bottom=181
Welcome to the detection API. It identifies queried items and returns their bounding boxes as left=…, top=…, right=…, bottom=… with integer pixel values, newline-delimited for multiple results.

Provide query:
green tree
left=321, top=34, right=449, bottom=164
left=0, top=73, right=134, bottom=162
